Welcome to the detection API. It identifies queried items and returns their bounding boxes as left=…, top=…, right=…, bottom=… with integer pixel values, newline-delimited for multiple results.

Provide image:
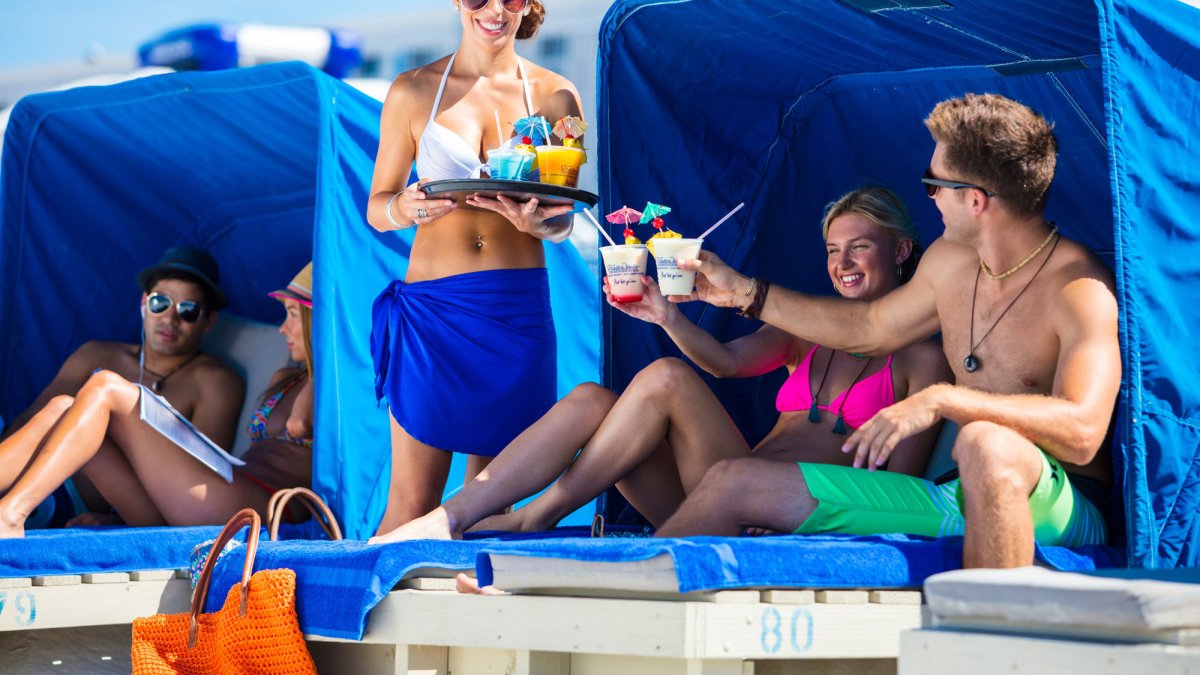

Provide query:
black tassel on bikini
left=809, top=349, right=873, bottom=435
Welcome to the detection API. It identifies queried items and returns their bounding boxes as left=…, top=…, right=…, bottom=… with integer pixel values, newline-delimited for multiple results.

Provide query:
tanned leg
left=97, top=388, right=272, bottom=526
left=372, top=415, right=453, bottom=536
left=0, top=395, right=73, bottom=494
left=656, top=458, right=816, bottom=537
left=371, top=383, right=616, bottom=542
left=77, top=437, right=165, bottom=527
left=0, top=371, right=269, bottom=537
left=497, top=358, right=752, bottom=532
left=953, top=421, right=1044, bottom=568
left=464, top=455, right=494, bottom=484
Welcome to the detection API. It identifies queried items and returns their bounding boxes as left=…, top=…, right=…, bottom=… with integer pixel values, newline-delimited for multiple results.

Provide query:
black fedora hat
left=135, top=246, right=228, bottom=309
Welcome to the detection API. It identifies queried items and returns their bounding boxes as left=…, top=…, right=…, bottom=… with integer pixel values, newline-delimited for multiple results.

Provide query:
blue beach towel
left=200, top=529, right=1124, bottom=640
left=205, top=527, right=607, bottom=640
left=475, top=534, right=1127, bottom=592
left=0, top=526, right=222, bottom=578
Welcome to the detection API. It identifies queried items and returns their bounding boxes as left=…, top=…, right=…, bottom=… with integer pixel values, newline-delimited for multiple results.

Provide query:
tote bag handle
left=266, top=487, right=343, bottom=542
left=188, top=508, right=261, bottom=648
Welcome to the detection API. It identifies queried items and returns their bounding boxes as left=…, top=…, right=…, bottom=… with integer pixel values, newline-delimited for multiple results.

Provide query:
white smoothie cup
left=651, top=238, right=703, bottom=296
left=600, top=245, right=649, bottom=302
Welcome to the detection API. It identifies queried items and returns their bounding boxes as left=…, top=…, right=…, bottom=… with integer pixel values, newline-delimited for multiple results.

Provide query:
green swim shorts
left=794, top=451, right=1106, bottom=547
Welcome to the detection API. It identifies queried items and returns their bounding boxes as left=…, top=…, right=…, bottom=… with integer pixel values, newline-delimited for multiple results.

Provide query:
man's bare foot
left=368, top=507, right=460, bottom=545
left=455, top=572, right=506, bottom=595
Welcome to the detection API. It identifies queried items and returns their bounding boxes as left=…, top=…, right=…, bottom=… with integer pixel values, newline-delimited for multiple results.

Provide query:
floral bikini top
left=246, top=378, right=314, bottom=449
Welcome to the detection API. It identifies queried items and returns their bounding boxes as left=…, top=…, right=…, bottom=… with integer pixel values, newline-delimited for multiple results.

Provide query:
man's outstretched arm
left=675, top=245, right=943, bottom=355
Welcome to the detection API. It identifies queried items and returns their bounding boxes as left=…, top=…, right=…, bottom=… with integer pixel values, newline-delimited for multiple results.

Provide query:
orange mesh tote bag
left=131, top=508, right=317, bottom=674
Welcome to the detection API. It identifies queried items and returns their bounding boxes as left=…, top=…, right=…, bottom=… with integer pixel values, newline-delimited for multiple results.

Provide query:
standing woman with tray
left=365, top=0, right=584, bottom=535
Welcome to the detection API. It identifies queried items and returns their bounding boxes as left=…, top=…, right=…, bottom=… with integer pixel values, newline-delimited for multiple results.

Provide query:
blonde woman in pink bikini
left=373, top=187, right=953, bottom=542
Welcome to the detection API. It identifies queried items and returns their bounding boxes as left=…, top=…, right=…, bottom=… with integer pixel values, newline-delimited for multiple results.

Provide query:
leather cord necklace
left=138, top=347, right=200, bottom=392
left=963, top=233, right=1060, bottom=373
left=808, top=349, right=875, bottom=434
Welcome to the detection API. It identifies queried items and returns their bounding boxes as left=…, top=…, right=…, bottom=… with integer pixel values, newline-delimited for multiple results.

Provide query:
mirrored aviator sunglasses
left=462, top=0, right=529, bottom=12
left=146, top=292, right=204, bottom=323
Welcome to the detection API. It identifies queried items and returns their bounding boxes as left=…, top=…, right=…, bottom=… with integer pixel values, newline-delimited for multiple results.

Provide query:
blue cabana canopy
left=597, top=0, right=1200, bottom=567
left=0, top=62, right=600, bottom=539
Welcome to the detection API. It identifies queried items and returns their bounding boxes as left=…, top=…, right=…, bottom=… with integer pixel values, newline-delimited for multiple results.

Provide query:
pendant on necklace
left=963, top=354, right=980, bottom=373
left=152, top=380, right=162, bottom=392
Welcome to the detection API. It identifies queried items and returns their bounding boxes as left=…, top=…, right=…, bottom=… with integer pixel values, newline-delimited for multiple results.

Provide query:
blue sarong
left=370, top=268, right=556, bottom=457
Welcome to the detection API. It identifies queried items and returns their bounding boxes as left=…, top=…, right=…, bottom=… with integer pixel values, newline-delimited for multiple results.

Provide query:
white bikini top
left=416, top=52, right=535, bottom=181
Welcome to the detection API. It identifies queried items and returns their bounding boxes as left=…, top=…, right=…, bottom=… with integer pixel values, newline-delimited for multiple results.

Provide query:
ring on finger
left=417, top=208, right=429, bottom=219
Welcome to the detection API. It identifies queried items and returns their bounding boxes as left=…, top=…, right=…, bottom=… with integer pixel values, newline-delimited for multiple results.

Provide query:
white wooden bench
left=1, top=568, right=922, bottom=674
left=307, top=579, right=922, bottom=674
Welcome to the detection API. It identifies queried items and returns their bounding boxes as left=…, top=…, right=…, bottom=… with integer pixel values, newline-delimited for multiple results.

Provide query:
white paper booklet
left=138, top=385, right=244, bottom=483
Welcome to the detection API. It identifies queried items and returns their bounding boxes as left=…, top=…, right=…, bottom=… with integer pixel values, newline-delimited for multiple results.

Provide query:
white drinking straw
left=697, top=202, right=745, bottom=241
left=582, top=209, right=619, bottom=247
left=494, top=110, right=504, bottom=143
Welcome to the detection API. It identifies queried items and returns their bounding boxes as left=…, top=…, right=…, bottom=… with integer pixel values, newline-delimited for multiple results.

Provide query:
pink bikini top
left=775, top=345, right=896, bottom=430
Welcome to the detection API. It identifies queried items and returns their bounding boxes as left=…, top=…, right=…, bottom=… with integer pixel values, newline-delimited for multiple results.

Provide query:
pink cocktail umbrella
left=606, top=206, right=644, bottom=242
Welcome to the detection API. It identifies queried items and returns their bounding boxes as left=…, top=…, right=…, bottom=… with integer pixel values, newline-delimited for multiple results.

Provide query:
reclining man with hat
left=1, top=246, right=244, bottom=526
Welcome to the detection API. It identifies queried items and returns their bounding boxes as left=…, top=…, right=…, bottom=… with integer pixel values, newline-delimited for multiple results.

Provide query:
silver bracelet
left=384, top=192, right=416, bottom=229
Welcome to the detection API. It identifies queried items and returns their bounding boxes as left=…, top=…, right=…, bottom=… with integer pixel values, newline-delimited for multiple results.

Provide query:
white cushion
left=200, top=313, right=291, bottom=457
left=926, top=567, right=1200, bottom=633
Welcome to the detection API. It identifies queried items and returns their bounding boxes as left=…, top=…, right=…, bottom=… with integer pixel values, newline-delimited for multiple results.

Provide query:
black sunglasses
left=146, top=292, right=205, bottom=323
left=921, top=168, right=996, bottom=198
left=461, top=0, right=530, bottom=12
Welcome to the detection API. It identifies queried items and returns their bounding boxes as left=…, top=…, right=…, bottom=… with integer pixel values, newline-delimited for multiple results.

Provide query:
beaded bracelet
left=384, top=192, right=416, bottom=230
left=736, top=278, right=770, bottom=320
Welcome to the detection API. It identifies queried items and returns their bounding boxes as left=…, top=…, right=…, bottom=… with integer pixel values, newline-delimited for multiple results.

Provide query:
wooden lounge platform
left=1, top=571, right=921, bottom=674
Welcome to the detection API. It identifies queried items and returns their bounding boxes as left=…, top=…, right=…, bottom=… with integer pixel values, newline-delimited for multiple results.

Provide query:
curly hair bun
left=517, top=0, right=545, bottom=40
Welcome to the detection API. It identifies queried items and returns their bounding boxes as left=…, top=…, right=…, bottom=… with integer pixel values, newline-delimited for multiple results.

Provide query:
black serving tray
left=421, top=179, right=599, bottom=211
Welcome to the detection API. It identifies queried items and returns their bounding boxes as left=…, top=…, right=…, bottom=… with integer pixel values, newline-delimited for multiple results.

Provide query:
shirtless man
left=655, top=94, right=1121, bottom=568
left=2, top=246, right=244, bottom=522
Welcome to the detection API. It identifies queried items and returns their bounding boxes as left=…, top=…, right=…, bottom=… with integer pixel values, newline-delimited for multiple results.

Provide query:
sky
left=0, top=0, right=445, bottom=73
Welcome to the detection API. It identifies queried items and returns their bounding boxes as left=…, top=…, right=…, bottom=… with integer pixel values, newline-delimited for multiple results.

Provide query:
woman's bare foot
left=368, top=507, right=460, bottom=544
left=0, top=507, right=27, bottom=539
left=467, top=507, right=535, bottom=534
left=455, top=572, right=506, bottom=595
